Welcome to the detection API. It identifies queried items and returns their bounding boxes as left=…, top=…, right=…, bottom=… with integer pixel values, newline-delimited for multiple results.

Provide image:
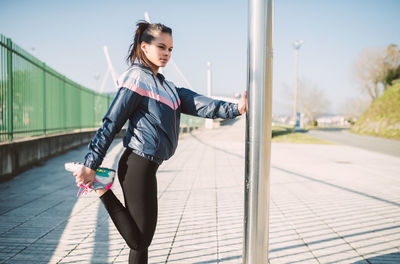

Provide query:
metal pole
left=103, top=46, right=119, bottom=88
left=6, top=38, right=13, bottom=141
left=207, top=61, right=212, bottom=97
left=43, top=63, right=47, bottom=135
left=244, top=0, right=273, bottom=263
left=293, top=48, right=298, bottom=126
left=292, top=40, right=303, bottom=128
left=205, top=62, right=213, bottom=129
left=63, top=76, right=67, bottom=130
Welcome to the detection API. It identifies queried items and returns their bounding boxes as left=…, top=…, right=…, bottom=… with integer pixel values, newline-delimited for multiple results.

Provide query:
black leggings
left=100, top=148, right=159, bottom=264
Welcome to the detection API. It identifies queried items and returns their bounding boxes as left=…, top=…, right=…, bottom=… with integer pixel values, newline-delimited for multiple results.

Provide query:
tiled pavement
left=0, top=117, right=399, bottom=263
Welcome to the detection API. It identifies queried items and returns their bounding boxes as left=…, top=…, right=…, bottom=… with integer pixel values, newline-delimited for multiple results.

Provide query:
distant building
left=316, top=115, right=351, bottom=127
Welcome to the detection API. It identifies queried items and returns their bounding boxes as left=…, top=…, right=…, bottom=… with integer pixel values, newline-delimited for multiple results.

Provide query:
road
left=306, top=128, right=400, bottom=157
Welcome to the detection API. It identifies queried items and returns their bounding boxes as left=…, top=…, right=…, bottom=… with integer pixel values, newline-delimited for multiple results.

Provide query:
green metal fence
left=180, top=113, right=204, bottom=128
left=0, top=34, right=113, bottom=142
left=0, top=34, right=205, bottom=143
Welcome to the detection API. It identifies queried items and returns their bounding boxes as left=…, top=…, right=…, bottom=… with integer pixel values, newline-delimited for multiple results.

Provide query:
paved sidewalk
left=1, top=117, right=400, bottom=263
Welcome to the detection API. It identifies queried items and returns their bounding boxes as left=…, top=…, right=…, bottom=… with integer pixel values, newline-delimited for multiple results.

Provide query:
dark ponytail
left=126, top=20, right=172, bottom=67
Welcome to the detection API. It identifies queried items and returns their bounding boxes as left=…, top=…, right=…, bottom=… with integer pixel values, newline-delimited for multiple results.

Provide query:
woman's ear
left=141, top=42, right=148, bottom=54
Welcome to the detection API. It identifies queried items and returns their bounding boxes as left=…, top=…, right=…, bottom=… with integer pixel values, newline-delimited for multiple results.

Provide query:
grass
left=271, top=126, right=332, bottom=144
left=351, top=82, right=400, bottom=140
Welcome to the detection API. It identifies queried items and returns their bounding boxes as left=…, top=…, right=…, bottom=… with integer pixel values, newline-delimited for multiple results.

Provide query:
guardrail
left=1, top=34, right=248, bottom=146
left=0, top=34, right=114, bottom=142
left=0, top=34, right=210, bottom=143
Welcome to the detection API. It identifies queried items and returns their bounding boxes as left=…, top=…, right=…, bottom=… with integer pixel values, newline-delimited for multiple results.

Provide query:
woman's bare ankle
left=95, top=188, right=107, bottom=197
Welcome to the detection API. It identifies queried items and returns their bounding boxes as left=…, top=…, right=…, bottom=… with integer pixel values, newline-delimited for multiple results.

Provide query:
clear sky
left=1, top=0, right=399, bottom=115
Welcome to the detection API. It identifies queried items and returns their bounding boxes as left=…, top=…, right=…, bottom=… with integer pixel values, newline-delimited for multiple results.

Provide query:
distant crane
left=98, top=11, right=194, bottom=94
left=144, top=11, right=194, bottom=91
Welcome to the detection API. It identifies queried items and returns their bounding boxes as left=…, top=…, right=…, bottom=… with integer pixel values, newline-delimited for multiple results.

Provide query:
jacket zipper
left=161, top=82, right=178, bottom=141
left=154, top=75, right=179, bottom=141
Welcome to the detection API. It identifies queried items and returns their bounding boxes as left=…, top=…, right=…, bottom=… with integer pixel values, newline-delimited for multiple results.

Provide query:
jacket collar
left=134, top=63, right=165, bottom=83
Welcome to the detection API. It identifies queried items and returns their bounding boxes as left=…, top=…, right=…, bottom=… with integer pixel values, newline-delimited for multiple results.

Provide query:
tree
left=298, top=79, right=330, bottom=124
left=382, top=44, right=400, bottom=89
left=340, top=96, right=372, bottom=119
left=353, top=44, right=400, bottom=100
left=385, top=64, right=400, bottom=86
left=353, top=47, right=385, bottom=100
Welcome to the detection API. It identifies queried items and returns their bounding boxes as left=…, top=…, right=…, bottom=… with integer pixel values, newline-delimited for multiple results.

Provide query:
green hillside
left=351, top=82, right=400, bottom=139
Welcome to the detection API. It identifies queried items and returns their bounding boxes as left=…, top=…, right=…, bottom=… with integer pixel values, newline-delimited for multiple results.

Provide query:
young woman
left=72, top=21, right=247, bottom=264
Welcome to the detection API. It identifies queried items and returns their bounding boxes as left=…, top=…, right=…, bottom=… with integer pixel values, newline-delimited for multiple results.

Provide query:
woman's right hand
left=238, top=90, right=248, bottom=114
left=73, top=165, right=96, bottom=187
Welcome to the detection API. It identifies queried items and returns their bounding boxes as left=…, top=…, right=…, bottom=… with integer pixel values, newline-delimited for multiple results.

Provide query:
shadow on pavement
left=272, top=166, right=400, bottom=208
left=0, top=148, right=82, bottom=262
left=194, top=254, right=242, bottom=263
left=189, top=133, right=244, bottom=160
left=0, top=140, right=124, bottom=263
left=269, top=223, right=400, bottom=254
left=351, top=252, right=400, bottom=263
left=89, top=150, right=122, bottom=263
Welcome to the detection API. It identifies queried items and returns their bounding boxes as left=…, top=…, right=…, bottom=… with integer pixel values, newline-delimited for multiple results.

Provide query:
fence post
left=43, top=63, right=46, bottom=135
left=79, top=86, right=82, bottom=131
left=63, top=76, right=67, bottom=130
left=6, top=38, right=13, bottom=141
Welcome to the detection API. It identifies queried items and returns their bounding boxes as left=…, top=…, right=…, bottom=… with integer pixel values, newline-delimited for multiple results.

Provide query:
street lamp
left=292, top=40, right=304, bottom=128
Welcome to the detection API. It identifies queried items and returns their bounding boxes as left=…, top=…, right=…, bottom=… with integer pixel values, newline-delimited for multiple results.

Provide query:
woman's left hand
left=238, top=90, right=248, bottom=114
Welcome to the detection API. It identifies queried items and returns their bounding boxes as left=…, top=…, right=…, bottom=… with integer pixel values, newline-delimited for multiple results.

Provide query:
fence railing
left=0, top=34, right=210, bottom=143
left=0, top=34, right=113, bottom=142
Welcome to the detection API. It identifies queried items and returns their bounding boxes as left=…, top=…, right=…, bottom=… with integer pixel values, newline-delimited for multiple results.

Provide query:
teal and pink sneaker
left=65, top=162, right=116, bottom=197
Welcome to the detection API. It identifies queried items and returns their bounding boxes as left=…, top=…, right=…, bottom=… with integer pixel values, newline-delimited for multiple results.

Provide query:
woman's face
left=141, top=32, right=173, bottom=68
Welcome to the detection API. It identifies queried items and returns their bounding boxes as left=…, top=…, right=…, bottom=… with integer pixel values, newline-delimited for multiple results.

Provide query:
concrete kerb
left=0, top=129, right=124, bottom=183
left=0, top=125, right=201, bottom=183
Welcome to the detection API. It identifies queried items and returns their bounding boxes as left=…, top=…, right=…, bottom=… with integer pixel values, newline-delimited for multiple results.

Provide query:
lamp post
left=243, top=0, right=273, bottom=262
left=292, top=40, right=304, bottom=128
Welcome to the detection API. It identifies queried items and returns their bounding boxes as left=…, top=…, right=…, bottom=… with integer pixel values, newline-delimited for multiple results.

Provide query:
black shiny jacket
left=83, top=64, right=241, bottom=170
